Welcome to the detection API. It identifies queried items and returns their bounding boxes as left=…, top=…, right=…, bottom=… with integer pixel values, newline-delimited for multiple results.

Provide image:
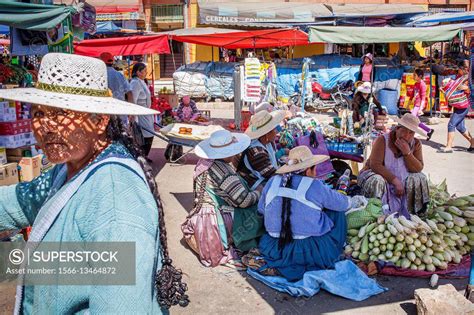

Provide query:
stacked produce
left=345, top=194, right=474, bottom=271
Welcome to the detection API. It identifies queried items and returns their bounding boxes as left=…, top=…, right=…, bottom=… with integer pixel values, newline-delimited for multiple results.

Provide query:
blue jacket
left=0, top=143, right=163, bottom=314
left=259, top=175, right=350, bottom=238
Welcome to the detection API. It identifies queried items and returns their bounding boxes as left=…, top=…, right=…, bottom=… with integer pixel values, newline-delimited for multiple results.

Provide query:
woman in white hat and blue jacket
left=183, top=130, right=264, bottom=267
left=0, top=53, right=187, bottom=313
left=243, top=146, right=365, bottom=281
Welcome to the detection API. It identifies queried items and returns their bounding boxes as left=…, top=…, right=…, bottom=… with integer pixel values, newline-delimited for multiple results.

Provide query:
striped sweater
left=238, top=146, right=277, bottom=188
left=196, top=160, right=260, bottom=210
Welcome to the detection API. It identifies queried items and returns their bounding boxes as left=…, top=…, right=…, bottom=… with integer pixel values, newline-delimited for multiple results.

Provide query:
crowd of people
left=0, top=48, right=470, bottom=312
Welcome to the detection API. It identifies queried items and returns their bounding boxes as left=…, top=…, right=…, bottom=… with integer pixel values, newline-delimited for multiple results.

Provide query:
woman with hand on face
left=0, top=53, right=188, bottom=314
left=358, top=114, right=430, bottom=217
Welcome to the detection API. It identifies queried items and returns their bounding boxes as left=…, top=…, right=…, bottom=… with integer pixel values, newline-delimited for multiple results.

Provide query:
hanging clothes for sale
left=244, top=58, right=262, bottom=102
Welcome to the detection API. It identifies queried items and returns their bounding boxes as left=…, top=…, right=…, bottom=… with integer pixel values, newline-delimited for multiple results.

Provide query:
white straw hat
left=195, top=130, right=251, bottom=160
left=245, top=110, right=286, bottom=140
left=392, top=113, right=426, bottom=137
left=0, top=53, right=158, bottom=116
left=357, top=81, right=373, bottom=94
left=276, top=146, right=329, bottom=174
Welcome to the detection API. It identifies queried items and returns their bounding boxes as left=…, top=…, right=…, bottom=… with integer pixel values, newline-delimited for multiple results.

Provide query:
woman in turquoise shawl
left=0, top=53, right=188, bottom=313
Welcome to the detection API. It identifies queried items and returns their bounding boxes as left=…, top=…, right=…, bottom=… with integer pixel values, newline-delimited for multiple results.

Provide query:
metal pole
left=212, top=46, right=214, bottom=62
left=234, top=65, right=243, bottom=130
left=151, top=54, right=155, bottom=91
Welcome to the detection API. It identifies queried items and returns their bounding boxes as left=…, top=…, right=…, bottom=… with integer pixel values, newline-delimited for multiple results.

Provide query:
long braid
left=278, top=174, right=294, bottom=250
left=107, top=117, right=189, bottom=309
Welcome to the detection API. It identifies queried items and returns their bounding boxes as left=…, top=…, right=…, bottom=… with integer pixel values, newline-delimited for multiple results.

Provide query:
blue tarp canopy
left=413, top=11, right=474, bottom=24
left=0, top=24, right=8, bottom=34
left=96, top=21, right=121, bottom=34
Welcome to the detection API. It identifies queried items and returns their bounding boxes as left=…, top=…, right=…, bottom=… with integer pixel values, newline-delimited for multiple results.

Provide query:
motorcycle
left=289, top=80, right=353, bottom=113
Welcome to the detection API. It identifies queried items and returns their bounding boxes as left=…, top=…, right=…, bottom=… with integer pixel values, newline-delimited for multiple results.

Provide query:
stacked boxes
left=399, top=73, right=449, bottom=113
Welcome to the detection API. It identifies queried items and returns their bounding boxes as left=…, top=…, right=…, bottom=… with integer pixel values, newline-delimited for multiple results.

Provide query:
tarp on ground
left=74, top=34, right=170, bottom=57
left=171, top=28, right=310, bottom=49
left=0, top=1, right=76, bottom=31
left=309, top=24, right=465, bottom=44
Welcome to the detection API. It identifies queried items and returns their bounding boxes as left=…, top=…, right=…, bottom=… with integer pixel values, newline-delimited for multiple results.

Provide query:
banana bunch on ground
left=345, top=194, right=474, bottom=271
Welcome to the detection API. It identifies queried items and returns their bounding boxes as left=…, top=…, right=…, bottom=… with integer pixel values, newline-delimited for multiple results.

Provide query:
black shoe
left=468, top=147, right=474, bottom=152
left=427, top=129, right=434, bottom=141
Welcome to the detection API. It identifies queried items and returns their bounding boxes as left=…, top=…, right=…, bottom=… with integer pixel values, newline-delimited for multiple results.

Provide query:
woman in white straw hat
left=182, top=130, right=264, bottom=268
left=242, top=146, right=363, bottom=281
left=351, top=81, right=385, bottom=126
left=358, top=113, right=429, bottom=217
left=0, top=53, right=187, bottom=313
left=236, top=110, right=287, bottom=190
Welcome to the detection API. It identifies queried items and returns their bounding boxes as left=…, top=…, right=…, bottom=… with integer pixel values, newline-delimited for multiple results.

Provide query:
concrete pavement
left=0, top=110, right=471, bottom=314
left=149, top=110, right=472, bottom=314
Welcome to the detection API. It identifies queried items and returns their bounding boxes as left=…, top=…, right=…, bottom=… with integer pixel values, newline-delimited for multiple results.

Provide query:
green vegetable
left=361, top=235, right=369, bottom=254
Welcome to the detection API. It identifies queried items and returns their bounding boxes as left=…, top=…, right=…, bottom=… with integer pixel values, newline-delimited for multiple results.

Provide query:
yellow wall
left=389, top=43, right=399, bottom=56
left=292, top=44, right=325, bottom=58
left=189, top=3, right=198, bottom=63
left=195, top=45, right=220, bottom=62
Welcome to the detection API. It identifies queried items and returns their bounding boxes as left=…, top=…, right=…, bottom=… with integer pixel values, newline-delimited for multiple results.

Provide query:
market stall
left=308, top=23, right=473, bottom=114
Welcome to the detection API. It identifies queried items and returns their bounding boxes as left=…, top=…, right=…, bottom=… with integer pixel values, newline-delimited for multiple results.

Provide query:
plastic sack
left=346, top=198, right=383, bottom=230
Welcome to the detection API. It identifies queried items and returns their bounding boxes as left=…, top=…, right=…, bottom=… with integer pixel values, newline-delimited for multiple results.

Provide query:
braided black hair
left=106, top=117, right=189, bottom=309
left=278, top=174, right=294, bottom=250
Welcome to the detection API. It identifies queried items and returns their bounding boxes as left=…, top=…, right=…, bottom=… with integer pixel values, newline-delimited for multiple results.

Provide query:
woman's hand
left=391, top=177, right=405, bottom=197
left=395, top=138, right=411, bottom=156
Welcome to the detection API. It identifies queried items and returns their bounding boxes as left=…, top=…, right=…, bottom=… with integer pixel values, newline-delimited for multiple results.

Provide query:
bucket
left=241, top=110, right=252, bottom=130
left=377, top=89, right=399, bottom=115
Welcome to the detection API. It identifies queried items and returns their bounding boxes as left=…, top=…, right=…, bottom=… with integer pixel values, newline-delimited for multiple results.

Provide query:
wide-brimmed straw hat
left=0, top=53, right=158, bottom=116
left=195, top=130, right=251, bottom=160
left=393, top=113, right=426, bottom=137
left=276, top=146, right=329, bottom=174
left=245, top=110, right=286, bottom=140
left=357, top=81, right=373, bottom=94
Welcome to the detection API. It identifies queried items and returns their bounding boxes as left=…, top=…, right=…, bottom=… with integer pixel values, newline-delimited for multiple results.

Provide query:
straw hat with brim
left=276, top=146, right=329, bottom=174
left=195, top=130, right=251, bottom=160
left=245, top=110, right=286, bottom=140
left=0, top=53, right=159, bottom=116
left=357, top=82, right=373, bottom=94
left=392, top=113, right=426, bottom=137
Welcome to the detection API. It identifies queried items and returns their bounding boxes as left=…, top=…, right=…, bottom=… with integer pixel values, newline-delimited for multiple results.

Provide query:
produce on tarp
left=345, top=186, right=474, bottom=271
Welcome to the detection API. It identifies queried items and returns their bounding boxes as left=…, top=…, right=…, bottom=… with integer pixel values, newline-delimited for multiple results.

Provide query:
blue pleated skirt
left=259, top=210, right=347, bottom=282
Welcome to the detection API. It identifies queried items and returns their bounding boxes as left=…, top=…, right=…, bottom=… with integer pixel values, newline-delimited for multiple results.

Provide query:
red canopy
left=171, top=28, right=309, bottom=49
left=74, top=35, right=170, bottom=57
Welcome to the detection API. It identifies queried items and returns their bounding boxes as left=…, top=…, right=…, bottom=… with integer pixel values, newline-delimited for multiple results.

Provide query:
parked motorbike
left=289, top=80, right=353, bottom=113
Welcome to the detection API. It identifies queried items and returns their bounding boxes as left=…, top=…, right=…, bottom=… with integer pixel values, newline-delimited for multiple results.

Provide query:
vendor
left=242, top=146, right=360, bottom=281
left=237, top=110, right=286, bottom=190
left=352, top=82, right=385, bottom=125
left=358, top=114, right=430, bottom=217
left=177, top=95, right=200, bottom=122
left=183, top=130, right=264, bottom=268
left=357, top=53, right=375, bottom=83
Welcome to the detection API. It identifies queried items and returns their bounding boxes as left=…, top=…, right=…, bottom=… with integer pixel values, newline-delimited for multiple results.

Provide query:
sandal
left=467, top=147, right=474, bottom=152
left=224, top=259, right=247, bottom=271
left=437, top=148, right=453, bottom=153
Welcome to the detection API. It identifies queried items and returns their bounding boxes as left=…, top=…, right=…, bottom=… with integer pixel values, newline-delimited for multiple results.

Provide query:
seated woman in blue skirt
left=243, top=146, right=358, bottom=282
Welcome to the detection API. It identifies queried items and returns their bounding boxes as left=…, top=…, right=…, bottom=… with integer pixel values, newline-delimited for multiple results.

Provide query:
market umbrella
left=171, top=28, right=310, bottom=49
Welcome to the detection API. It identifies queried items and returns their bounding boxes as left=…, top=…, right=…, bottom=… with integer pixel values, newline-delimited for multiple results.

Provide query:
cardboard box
left=0, top=147, right=6, bottom=165
left=8, top=155, right=42, bottom=182
left=0, top=163, right=19, bottom=186
left=0, top=132, right=35, bottom=148
left=0, top=119, right=31, bottom=135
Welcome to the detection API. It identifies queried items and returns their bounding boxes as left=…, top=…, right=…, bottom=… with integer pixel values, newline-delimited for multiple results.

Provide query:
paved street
left=0, top=109, right=472, bottom=314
